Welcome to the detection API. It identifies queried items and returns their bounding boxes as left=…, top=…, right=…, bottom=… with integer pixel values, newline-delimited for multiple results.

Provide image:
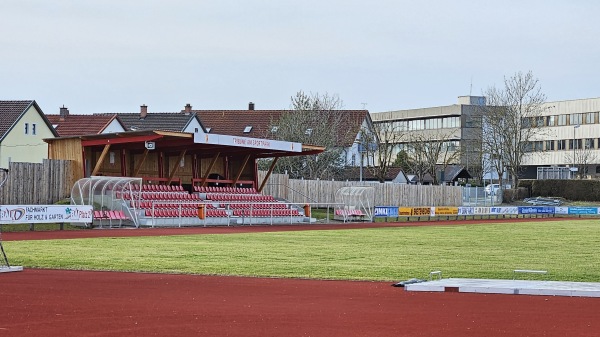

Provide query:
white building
left=522, top=97, right=600, bottom=178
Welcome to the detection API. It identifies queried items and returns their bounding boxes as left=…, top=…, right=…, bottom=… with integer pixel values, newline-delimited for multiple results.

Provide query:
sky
left=2, top=1, right=600, bottom=115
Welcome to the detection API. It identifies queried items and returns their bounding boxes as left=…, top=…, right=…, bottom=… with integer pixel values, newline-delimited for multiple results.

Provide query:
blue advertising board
left=568, top=207, right=598, bottom=215
left=374, top=206, right=399, bottom=217
left=518, top=206, right=555, bottom=215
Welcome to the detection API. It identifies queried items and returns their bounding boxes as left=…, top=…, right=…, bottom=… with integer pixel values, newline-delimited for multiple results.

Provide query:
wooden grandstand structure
left=47, top=129, right=324, bottom=227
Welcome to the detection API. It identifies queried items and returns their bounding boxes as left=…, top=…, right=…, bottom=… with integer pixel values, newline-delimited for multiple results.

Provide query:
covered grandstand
left=47, top=128, right=325, bottom=227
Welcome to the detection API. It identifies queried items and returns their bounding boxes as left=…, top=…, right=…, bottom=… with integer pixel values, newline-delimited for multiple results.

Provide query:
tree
left=480, top=71, right=548, bottom=189
left=359, top=120, right=406, bottom=183
left=265, top=91, right=350, bottom=180
left=404, top=130, right=461, bottom=184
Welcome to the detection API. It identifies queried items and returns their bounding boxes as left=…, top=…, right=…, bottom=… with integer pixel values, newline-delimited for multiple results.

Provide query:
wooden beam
left=200, top=152, right=220, bottom=187
left=132, top=149, right=149, bottom=176
left=258, top=157, right=278, bottom=193
left=91, top=144, right=111, bottom=176
left=167, top=150, right=187, bottom=184
left=232, top=154, right=251, bottom=185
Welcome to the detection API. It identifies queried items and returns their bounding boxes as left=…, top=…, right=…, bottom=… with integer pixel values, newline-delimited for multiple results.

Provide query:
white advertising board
left=194, top=132, right=302, bottom=152
left=0, top=205, right=93, bottom=224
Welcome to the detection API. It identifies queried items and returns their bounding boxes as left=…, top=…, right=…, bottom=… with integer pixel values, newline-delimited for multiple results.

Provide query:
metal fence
left=461, top=186, right=502, bottom=206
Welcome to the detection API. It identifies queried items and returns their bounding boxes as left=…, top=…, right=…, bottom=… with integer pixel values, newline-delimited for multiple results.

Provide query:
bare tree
left=266, top=91, right=350, bottom=180
left=402, top=130, right=461, bottom=184
left=359, top=121, right=406, bottom=183
left=480, top=71, right=548, bottom=188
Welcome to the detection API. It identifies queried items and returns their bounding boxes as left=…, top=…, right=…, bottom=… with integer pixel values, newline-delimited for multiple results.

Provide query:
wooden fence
left=259, top=172, right=463, bottom=207
left=0, top=160, right=75, bottom=205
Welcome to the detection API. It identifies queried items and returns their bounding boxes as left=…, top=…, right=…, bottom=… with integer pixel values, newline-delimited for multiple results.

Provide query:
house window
left=558, top=140, right=567, bottom=150
left=351, top=154, right=356, bottom=166
left=243, top=126, right=252, bottom=133
left=305, top=128, right=313, bottom=135
left=24, top=123, right=29, bottom=134
left=545, top=140, right=555, bottom=151
left=271, top=126, right=279, bottom=133
left=32, top=123, right=37, bottom=135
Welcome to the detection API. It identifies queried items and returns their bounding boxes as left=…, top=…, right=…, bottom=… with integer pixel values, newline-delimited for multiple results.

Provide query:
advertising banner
left=0, top=205, right=93, bottom=224
left=489, top=207, right=519, bottom=215
left=518, top=206, right=555, bottom=215
left=435, top=207, right=458, bottom=215
left=458, top=207, right=474, bottom=215
left=374, top=206, right=399, bottom=217
left=567, top=207, right=599, bottom=215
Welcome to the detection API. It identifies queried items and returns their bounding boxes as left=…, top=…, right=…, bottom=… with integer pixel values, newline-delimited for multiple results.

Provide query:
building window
left=534, top=141, right=544, bottom=151
left=546, top=115, right=555, bottom=126
left=351, top=154, right=356, bottom=166
left=571, top=113, right=583, bottom=126
left=558, top=140, right=567, bottom=150
left=32, top=123, right=37, bottom=135
left=24, top=123, right=29, bottom=134
left=535, top=117, right=544, bottom=127
left=569, top=139, right=582, bottom=150
left=545, top=140, right=555, bottom=151
left=586, top=112, right=597, bottom=124
left=557, top=115, right=567, bottom=126
left=585, top=138, right=595, bottom=149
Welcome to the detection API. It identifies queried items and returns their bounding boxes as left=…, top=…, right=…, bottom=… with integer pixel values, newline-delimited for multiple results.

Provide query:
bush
left=522, top=179, right=600, bottom=202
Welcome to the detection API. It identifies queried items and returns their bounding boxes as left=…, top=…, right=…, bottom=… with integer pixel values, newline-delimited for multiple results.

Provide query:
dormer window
left=243, top=126, right=253, bottom=133
left=305, top=128, right=313, bottom=135
left=271, top=126, right=279, bottom=133
left=206, top=127, right=212, bottom=133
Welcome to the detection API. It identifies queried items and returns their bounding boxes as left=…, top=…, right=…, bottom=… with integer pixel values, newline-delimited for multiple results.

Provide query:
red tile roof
left=195, top=109, right=370, bottom=147
left=46, top=114, right=119, bottom=136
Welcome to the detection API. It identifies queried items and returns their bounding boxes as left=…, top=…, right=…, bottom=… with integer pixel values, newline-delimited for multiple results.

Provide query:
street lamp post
left=573, top=124, right=580, bottom=179
left=359, top=152, right=363, bottom=182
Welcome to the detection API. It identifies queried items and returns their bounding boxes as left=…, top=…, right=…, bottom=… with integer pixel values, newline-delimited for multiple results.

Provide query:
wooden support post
left=232, top=154, right=251, bottom=186
left=200, top=152, right=220, bottom=187
left=258, top=157, right=279, bottom=193
left=133, top=149, right=149, bottom=177
left=167, top=150, right=187, bottom=185
left=91, top=144, right=111, bottom=176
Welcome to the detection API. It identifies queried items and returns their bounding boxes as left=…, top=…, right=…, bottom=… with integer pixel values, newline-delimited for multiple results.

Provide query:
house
left=116, top=104, right=204, bottom=133
left=193, top=102, right=372, bottom=167
left=0, top=100, right=58, bottom=169
left=339, top=166, right=409, bottom=183
left=46, top=106, right=125, bottom=136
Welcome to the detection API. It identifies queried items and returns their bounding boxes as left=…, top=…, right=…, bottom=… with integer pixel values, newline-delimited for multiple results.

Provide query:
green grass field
left=4, top=220, right=600, bottom=282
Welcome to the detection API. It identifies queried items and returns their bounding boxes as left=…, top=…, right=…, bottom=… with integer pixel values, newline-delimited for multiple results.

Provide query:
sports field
left=1, top=218, right=599, bottom=336
left=4, top=219, right=600, bottom=281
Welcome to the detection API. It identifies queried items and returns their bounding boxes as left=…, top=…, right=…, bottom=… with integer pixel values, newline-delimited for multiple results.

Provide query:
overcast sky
left=2, top=1, right=600, bottom=114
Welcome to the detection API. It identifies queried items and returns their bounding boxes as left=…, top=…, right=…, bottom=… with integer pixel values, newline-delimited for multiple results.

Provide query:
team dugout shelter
left=45, top=128, right=324, bottom=192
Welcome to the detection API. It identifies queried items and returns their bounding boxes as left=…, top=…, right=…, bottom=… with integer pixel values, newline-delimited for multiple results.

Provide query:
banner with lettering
left=0, top=205, right=93, bottom=224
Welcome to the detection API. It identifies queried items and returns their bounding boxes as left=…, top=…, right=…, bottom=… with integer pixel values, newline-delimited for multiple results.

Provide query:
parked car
left=485, top=184, right=500, bottom=196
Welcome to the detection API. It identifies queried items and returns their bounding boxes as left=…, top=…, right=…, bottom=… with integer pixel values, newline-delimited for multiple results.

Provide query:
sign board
left=0, top=205, right=93, bottom=224
left=374, top=206, right=399, bottom=217
left=194, top=132, right=302, bottom=152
